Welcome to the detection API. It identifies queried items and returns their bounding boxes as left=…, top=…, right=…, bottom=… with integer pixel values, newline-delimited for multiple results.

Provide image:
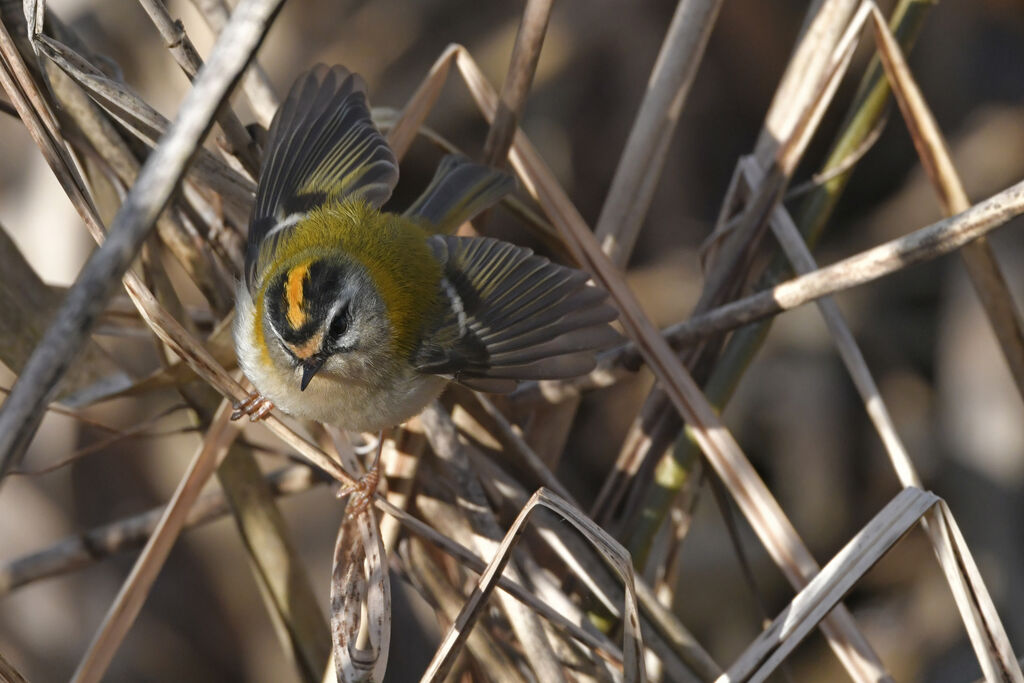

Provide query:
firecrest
left=232, top=64, right=618, bottom=437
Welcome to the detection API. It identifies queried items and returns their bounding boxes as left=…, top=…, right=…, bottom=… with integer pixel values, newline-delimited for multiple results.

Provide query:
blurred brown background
left=1, top=0, right=1023, bottom=680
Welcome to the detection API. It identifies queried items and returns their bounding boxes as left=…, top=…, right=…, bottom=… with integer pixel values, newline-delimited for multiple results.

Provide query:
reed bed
left=0, top=0, right=1022, bottom=680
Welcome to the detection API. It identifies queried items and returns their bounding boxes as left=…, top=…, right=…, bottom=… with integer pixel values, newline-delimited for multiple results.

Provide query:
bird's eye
left=328, top=306, right=349, bottom=341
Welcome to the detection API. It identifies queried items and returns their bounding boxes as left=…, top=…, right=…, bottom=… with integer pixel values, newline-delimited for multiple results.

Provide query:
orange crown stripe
left=285, top=262, right=311, bottom=328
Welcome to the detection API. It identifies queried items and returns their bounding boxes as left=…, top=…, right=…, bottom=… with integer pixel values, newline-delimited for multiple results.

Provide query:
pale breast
left=297, top=369, right=447, bottom=431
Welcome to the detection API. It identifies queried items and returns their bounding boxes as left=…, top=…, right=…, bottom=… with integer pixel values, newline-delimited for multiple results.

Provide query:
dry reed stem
left=0, top=22, right=96, bottom=234
left=36, top=35, right=257, bottom=207
left=419, top=402, right=566, bottom=682
left=188, top=0, right=279, bottom=126
left=595, top=0, right=724, bottom=267
left=697, top=4, right=861, bottom=331
left=41, top=38, right=238, bottom=312
left=754, top=0, right=858, bottom=165
left=405, top=537, right=528, bottom=682
left=676, top=7, right=1023, bottom=677
left=597, top=2, right=899, bottom=584
left=374, top=106, right=572, bottom=257
left=931, top=502, right=1024, bottom=682
left=855, top=8, right=1023, bottom=674
left=422, top=488, right=647, bottom=683
left=721, top=488, right=937, bottom=682
left=412, top=482, right=630, bottom=671
left=331, top=511, right=391, bottom=683
left=0, top=225, right=133, bottom=405
left=136, top=0, right=260, bottom=174
left=0, top=0, right=283, bottom=474
left=387, top=43, right=460, bottom=160
left=671, top=178, right=1024, bottom=343
left=532, top=0, right=724, bottom=518
left=1, top=469, right=626, bottom=668
left=468, top=393, right=575, bottom=503
left=70, top=399, right=241, bottom=683
left=865, top=4, right=1024, bottom=401
left=741, top=157, right=918, bottom=486
left=0, top=650, right=28, bottom=683
left=23, top=0, right=43, bottom=51
left=759, top=159, right=1021, bottom=679
left=450, top=45, right=891, bottom=680
left=515, top=171, right=1024, bottom=406
left=721, top=489, right=1023, bottom=682
left=0, top=465, right=326, bottom=595
left=684, top=7, right=1022, bottom=674
left=594, top=4, right=868, bottom=579
left=465, top=439, right=721, bottom=680
left=376, top=428, right=426, bottom=560
left=373, top=429, right=418, bottom=544
left=481, top=0, right=552, bottom=168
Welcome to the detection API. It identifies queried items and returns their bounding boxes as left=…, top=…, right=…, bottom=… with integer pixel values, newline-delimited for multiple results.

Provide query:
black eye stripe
left=265, top=260, right=351, bottom=339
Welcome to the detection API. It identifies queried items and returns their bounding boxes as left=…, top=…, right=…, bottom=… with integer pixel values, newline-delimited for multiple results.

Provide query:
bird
left=232, top=64, right=619, bottom=503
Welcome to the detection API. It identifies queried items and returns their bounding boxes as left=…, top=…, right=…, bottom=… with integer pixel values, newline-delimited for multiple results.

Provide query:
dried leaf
left=330, top=510, right=391, bottom=683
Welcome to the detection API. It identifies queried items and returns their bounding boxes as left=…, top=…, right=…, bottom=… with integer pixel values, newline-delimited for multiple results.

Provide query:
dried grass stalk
left=865, top=3, right=1024, bottom=400
left=420, top=402, right=567, bottom=681
left=136, top=0, right=260, bottom=174
left=0, top=465, right=325, bottom=595
left=595, top=0, right=724, bottom=267
left=0, top=650, right=28, bottom=683
left=481, top=0, right=553, bottom=168
left=720, top=488, right=1023, bottom=682
left=451, top=45, right=891, bottom=680
left=0, top=0, right=283, bottom=475
left=71, top=399, right=241, bottom=683
left=325, top=428, right=391, bottom=683
left=422, top=488, right=647, bottom=683
left=721, top=488, right=938, bottom=681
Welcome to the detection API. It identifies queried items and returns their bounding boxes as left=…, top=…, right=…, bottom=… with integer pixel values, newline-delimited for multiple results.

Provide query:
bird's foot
left=338, top=431, right=384, bottom=518
left=231, top=391, right=275, bottom=421
left=338, top=464, right=380, bottom=518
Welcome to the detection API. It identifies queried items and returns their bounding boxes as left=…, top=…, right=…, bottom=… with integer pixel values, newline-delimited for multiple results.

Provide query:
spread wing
left=245, top=64, right=398, bottom=288
left=415, top=235, right=620, bottom=393
left=404, top=155, right=514, bottom=234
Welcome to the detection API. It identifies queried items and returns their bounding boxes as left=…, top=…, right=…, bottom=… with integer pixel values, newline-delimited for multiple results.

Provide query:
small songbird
left=232, top=65, right=618, bottom=484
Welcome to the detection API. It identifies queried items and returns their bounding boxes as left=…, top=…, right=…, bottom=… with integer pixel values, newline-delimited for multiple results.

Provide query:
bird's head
left=263, top=256, right=388, bottom=389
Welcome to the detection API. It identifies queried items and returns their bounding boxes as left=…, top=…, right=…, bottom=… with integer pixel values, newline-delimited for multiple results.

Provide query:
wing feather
left=244, top=65, right=398, bottom=288
left=414, top=235, right=619, bottom=389
left=404, top=155, right=514, bottom=234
